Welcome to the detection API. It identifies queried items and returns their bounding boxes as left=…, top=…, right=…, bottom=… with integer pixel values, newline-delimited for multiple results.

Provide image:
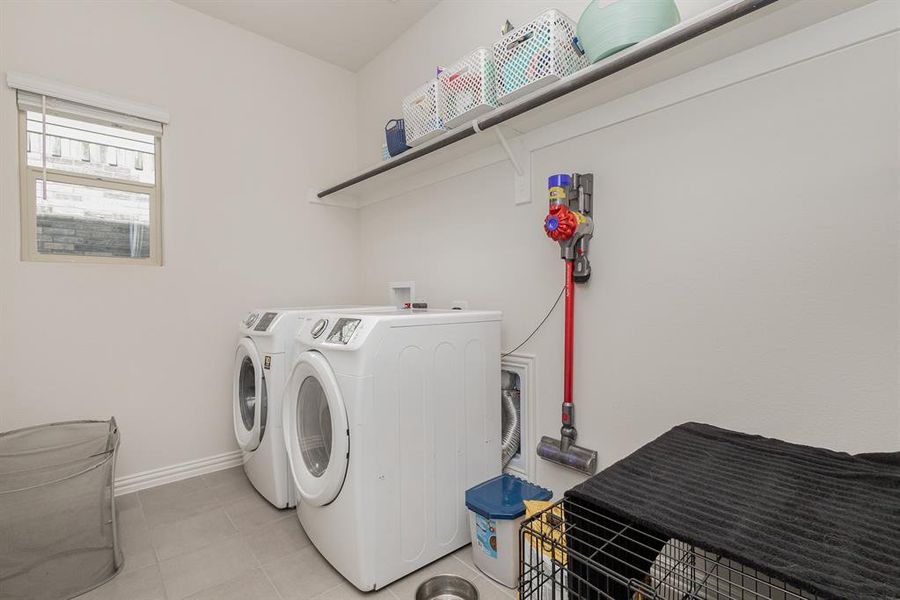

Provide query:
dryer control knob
left=311, top=318, right=328, bottom=338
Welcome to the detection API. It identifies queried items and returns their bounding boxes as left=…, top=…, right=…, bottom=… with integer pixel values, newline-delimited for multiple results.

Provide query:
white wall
left=356, top=4, right=900, bottom=493
left=0, top=0, right=360, bottom=477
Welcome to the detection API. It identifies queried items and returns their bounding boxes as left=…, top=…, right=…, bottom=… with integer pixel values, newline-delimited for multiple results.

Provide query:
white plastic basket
left=439, top=47, right=497, bottom=129
left=402, top=79, right=445, bottom=146
left=493, top=8, right=588, bottom=105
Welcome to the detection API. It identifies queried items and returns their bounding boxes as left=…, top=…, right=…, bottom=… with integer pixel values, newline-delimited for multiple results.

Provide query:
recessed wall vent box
left=501, top=354, right=535, bottom=480
left=389, top=281, right=415, bottom=308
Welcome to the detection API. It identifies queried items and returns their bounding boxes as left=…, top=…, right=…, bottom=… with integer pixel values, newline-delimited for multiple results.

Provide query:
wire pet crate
left=493, top=9, right=588, bottom=105
left=0, top=419, right=122, bottom=600
left=520, top=497, right=822, bottom=600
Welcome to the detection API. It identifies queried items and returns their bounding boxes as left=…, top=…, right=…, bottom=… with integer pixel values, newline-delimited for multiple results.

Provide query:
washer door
left=283, top=351, right=349, bottom=506
left=233, top=338, right=267, bottom=452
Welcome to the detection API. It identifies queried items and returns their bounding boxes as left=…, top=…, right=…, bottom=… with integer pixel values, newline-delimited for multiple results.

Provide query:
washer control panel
left=311, top=318, right=329, bottom=338
left=299, top=314, right=373, bottom=349
left=253, top=312, right=278, bottom=332
left=326, top=318, right=361, bottom=345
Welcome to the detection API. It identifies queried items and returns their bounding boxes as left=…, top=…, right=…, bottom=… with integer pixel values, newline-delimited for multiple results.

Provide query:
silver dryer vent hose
left=501, top=389, right=520, bottom=467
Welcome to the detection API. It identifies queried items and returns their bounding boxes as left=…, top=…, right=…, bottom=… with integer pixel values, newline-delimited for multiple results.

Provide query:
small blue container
left=385, top=119, right=411, bottom=157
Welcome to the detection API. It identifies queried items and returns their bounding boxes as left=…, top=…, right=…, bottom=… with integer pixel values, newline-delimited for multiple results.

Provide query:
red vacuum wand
left=537, top=173, right=598, bottom=475
left=564, top=259, right=575, bottom=408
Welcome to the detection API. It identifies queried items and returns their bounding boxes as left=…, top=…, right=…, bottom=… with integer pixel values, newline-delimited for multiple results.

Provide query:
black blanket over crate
left=564, top=422, right=900, bottom=600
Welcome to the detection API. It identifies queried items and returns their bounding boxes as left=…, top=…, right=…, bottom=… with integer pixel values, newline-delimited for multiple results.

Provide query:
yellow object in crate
left=523, top=500, right=567, bottom=566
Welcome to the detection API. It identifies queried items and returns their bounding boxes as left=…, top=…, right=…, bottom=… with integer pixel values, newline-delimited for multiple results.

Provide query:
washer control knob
left=311, top=318, right=328, bottom=338
left=243, top=312, right=259, bottom=328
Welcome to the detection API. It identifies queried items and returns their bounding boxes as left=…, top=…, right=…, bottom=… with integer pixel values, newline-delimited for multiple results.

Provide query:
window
left=17, top=91, right=162, bottom=264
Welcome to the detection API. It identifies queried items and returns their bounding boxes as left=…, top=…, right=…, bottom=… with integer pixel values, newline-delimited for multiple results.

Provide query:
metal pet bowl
left=415, top=575, right=479, bottom=600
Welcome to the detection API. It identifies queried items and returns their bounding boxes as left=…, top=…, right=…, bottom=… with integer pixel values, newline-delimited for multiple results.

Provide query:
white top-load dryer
left=282, top=309, right=502, bottom=590
left=233, top=306, right=391, bottom=508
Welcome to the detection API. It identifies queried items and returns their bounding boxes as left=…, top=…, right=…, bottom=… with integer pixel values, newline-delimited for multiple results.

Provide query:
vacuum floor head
left=537, top=435, right=598, bottom=475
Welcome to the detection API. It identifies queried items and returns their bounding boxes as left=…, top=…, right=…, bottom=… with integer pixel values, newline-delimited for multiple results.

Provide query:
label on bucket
left=475, top=514, right=497, bottom=559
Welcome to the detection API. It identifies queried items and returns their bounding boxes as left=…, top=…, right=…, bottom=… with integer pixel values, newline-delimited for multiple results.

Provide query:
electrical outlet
left=514, top=173, right=531, bottom=205
left=451, top=300, right=468, bottom=310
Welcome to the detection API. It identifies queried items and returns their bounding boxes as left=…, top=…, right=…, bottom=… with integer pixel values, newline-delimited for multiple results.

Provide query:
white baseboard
left=114, top=450, right=244, bottom=496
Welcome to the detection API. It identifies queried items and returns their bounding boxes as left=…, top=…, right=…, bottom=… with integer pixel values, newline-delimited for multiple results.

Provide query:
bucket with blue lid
left=465, top=474, right=553, bottom=588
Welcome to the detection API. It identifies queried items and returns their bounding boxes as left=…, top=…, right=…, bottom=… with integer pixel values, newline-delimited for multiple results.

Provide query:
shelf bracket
left=488, top=126, right=531, bottom=205
left=494, top=128, right=523, bottom=177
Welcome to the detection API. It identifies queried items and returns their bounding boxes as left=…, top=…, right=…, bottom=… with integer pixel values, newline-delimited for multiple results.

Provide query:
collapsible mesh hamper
left=0, top=419, right=122, bottom=600
left=493, top=9, right=588, bottom=105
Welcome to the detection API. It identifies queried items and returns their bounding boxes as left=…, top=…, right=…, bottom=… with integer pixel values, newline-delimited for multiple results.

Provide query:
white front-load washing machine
left=282, top=309, right=502, bottom=590
left=233, top=306, right=391, bottom=508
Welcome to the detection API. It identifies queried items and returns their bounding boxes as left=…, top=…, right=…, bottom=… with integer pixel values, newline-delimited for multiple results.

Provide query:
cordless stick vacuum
left=536, top=173, right=599, bottom=475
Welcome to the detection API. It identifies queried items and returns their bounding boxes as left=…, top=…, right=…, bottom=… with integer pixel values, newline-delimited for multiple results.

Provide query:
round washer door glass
left=233, top=339, right=264, bottom=452
left=283, top=351, right=349, bottom=507
left=297, top=376, right=332, bottom=477
left=238, top=356, right=257, bottom=431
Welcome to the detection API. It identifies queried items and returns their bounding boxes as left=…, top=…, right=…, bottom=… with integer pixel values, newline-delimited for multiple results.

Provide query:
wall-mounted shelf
left=314, top=0, right=875, bottom=206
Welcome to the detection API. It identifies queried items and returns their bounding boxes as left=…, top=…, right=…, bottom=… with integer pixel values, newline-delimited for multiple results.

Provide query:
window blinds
left=16, top=91, right=163, bottom=136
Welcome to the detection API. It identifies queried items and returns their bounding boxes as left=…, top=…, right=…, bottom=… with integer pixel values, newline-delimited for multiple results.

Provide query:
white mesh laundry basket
left=439, top=47, right=497, bottom=129
left=402, top=79, right=445, bottom=146
left=493, top=9, right=588, bottom=105
left=0, top=419, right=122, bottom=600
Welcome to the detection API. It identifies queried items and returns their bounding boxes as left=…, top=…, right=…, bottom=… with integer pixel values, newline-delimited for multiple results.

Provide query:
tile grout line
left=139, top=489, right=164, bottom=575
left=220, top=508, right=241, bottom=545
left=451, top=552, right=517, bottom=599
left=255, top=513, right=310, bottom=600
left=138, top=494, right=163, bottom=566
left=133, top=489, right=168, bottom=598
left=218, top=506, right=263, bottom=572
left=451, top=552, right=482, bottom=577
left=147, top=473, right=256, bottom=600
left=113, top=473, right=277, bottom=600
left=259, top=563, right=287, bottom=600
left=166, top=531, right=258, bottom=600
left=314, top=581, right=348, bottom=599
left=151, top=506, right=241, bottom=563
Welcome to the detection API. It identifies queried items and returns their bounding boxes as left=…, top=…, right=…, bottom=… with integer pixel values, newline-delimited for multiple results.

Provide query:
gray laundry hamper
left=0, top=419, right=122, bottom=599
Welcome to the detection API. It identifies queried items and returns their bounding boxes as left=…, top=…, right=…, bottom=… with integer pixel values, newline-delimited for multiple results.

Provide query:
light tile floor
left=85, top=467, right=516, bottom=600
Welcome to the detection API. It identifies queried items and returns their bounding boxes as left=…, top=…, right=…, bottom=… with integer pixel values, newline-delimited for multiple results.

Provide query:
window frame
left=17, top=110, right=163, bottom=266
